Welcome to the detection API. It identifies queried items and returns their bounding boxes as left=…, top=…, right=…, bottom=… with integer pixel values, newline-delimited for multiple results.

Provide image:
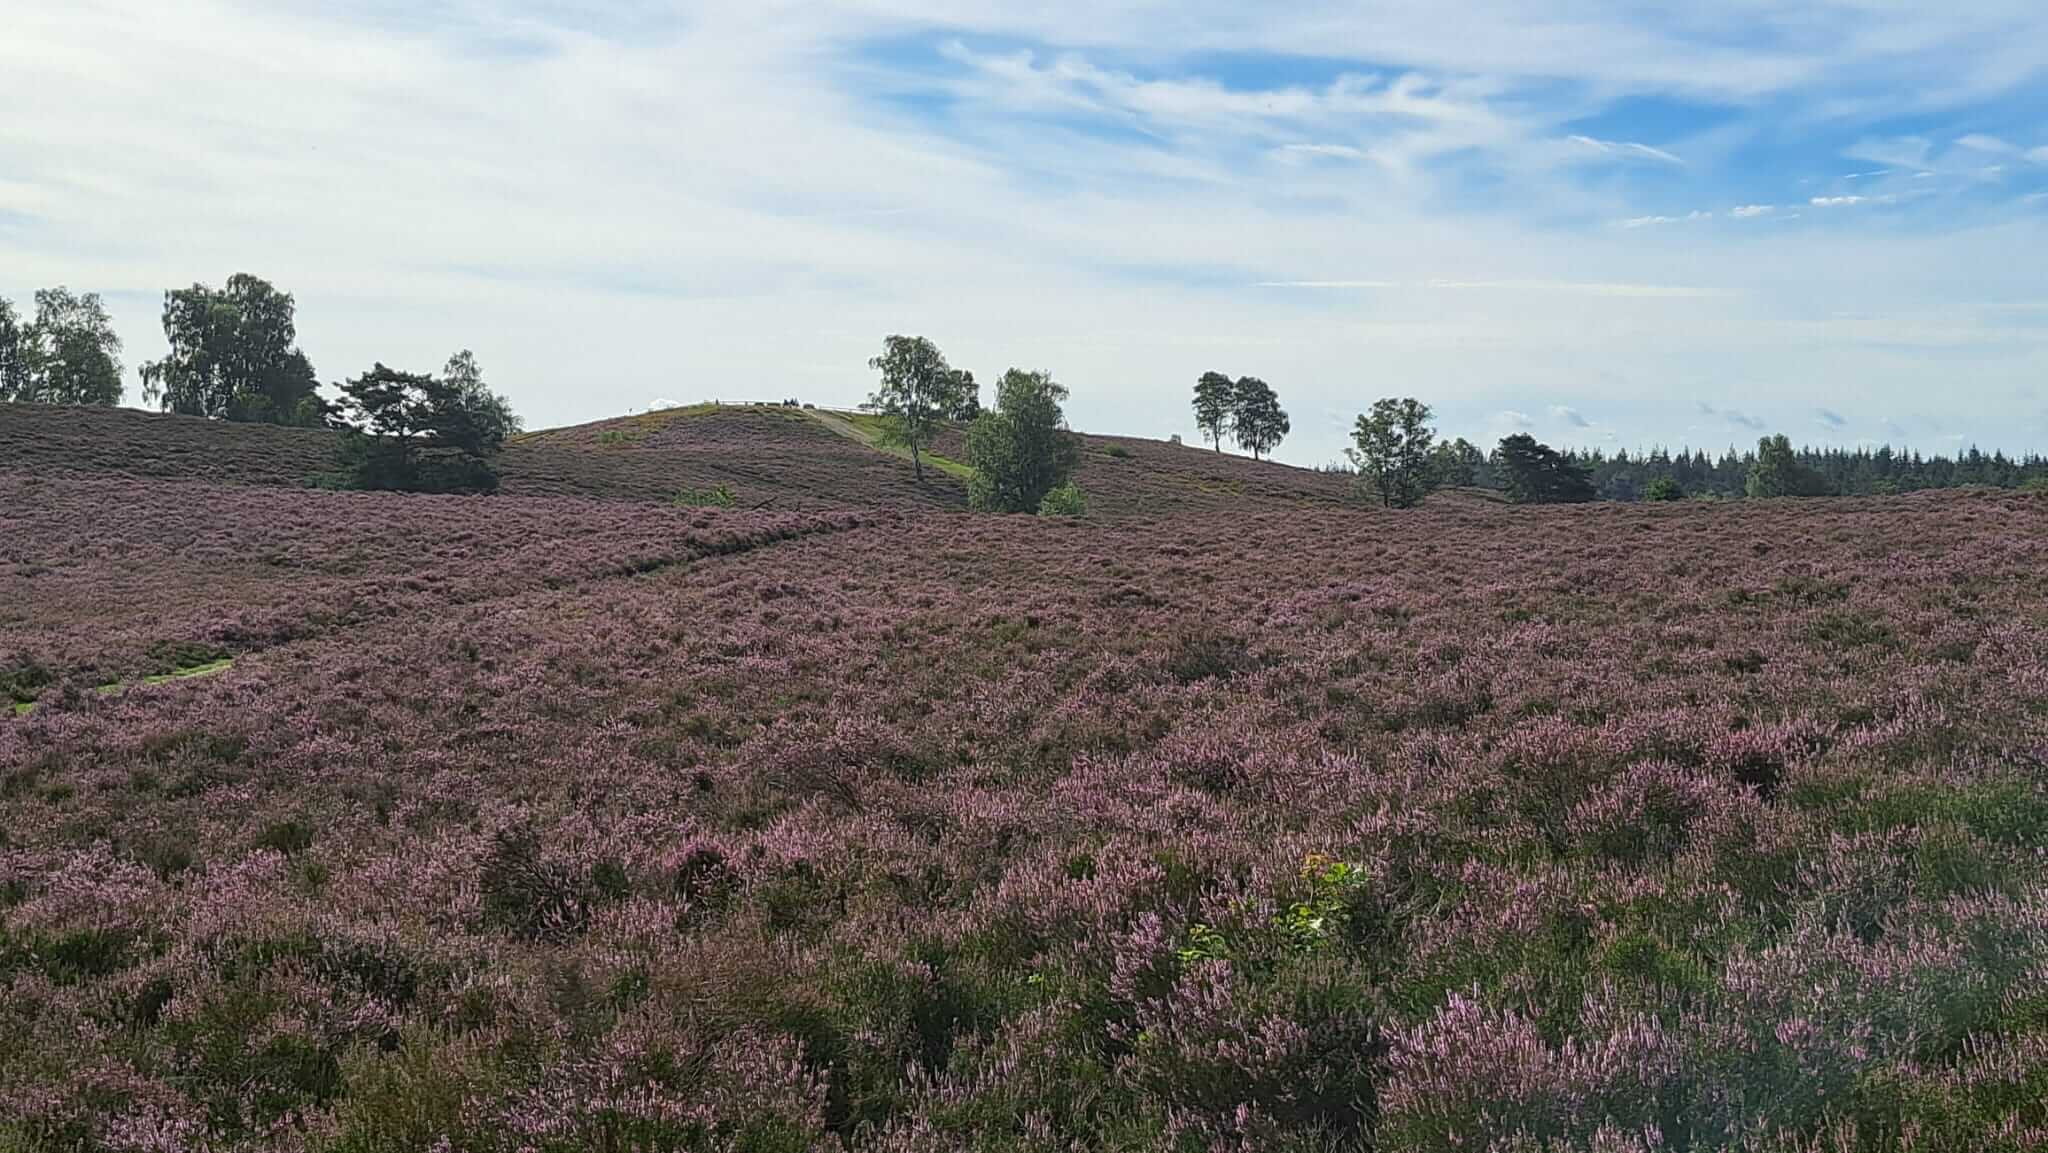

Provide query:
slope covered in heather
left=0, top=400, right=1354, bottom=515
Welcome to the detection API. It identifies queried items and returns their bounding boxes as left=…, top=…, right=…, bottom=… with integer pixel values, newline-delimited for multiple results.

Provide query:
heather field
left=6, top=452, right=2048, bottom=1151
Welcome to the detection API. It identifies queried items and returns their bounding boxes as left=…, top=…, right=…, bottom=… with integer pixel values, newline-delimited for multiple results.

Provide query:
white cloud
left=1617, top=210, right=1710, bottom=228
left=1567, top=135, right=1684, bottom=165
left=1277, top=143, right=1367, bottom=161
left=1957, top=133, right=2015, bottom=154
left=1499, top=410, right=1534, bottom=429
left=1255, top=280, right=1398, bottom=289
left=2029, top=147, right=2048, bottom=165
left=1551, top=405, right=1591, bottom=427
left=1730, top=204, right=1775, bottom=218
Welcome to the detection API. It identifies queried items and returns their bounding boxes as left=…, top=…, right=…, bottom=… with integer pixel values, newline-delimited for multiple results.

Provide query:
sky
left=2, top=1, right=2046, bottom=466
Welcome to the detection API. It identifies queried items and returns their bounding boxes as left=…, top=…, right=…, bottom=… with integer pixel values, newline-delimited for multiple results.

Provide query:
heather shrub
left=479, top=827, right=600, bottom=942
left=1120, top=957, right=1378, bottom=1147
left=1163, top=628, right=1257, bottom=684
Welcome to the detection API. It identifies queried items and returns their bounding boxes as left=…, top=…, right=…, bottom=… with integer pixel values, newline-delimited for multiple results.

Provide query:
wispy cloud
left=1551, top=405, right=1590, bottom=427
left=1567, top=135, right=1683, bottom=165
left=1617, top=211, right=1709, bottom=228
left=1254, top=280, right=1398, bottom=289
left=1957, top=134, right=2015, bottom=154
left=1730, top=204, right=1775, bottom=218
left=1816, top=407, right=1847, bottom=428
left=1724, top=409, right=1768, bottom=431
left=1499, top=410, right=1534, bottom=429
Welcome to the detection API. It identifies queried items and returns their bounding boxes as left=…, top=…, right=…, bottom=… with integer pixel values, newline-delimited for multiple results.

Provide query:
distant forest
left=1549, top=444, right=2048, bottom=501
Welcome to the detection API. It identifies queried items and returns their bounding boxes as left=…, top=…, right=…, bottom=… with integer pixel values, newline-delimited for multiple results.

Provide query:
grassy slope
left=0, top=400, right=1352, bottom=517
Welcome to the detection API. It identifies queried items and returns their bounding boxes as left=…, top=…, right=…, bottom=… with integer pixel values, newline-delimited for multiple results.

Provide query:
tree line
left=1, top=275, right=521, bottom=493
left=8, top=288, right=2044, bottom=508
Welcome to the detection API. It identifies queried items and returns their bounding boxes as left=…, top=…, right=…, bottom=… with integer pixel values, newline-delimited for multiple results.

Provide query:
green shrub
left=1037, top=483, right=1088, bottom=518
left=672, top=484, right=737, bottom=508
left=1104, top=444, right=1132, bottom=459
left=1646, top=475, right=1684, bottom=501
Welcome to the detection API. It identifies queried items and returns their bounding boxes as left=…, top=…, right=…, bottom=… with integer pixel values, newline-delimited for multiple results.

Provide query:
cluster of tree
left=1346, top=397, right=1595, bottom=508
left=1192, top=372, right=1291, bottom=460
left=334, top=351, right=522, bottom=493
left=864, top=335, right=1083, bottom=514
left=0, top=289, right=124, bottom=406
left=140, top=275, right=327, bottom=426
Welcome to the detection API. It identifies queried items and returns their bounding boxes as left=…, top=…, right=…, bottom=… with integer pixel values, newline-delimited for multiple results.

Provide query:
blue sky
left=2, top=0, right=2045, bottom=464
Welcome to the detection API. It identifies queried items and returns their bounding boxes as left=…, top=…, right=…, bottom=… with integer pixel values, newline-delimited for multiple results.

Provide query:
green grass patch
left=803, top=409, right=974, bottom=480
left=12, top=659, right=235, bottom=718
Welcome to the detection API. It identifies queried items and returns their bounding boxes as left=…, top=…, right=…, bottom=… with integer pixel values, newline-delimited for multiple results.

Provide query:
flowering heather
left=3, top=456, right=2047, bottom=1150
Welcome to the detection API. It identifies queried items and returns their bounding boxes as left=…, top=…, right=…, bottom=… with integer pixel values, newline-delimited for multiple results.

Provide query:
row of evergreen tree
left=1556, top=442, right=2048, bottom=500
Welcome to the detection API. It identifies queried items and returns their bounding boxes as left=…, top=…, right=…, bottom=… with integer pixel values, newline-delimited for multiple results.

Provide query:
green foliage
left=1495, top=433, right=1596, bottom=504
left=0, top=288, right=124, bottom=406
left=1747, top=433, right=1833, bottom=498
left=1104, top=443, right=1133, bottom=459
left=596, top=427, right=638, bottom=446
left=0, top=297, right=28, bottom=403
left=1350, top=398, right=1438, bottom=508
left=1037, top=482, right=1088, bottom=517
left=139, top=274, right=327, bottom=425
left=966, top=369, right=1081, bottom=512
left=1192, top=371, right=1236, bottom=452
left=673, top=484, right=737, bottom=508
left=864, top=335, right=971, bottom=482
left=1646, top=474, right=1685, bottom=501
left=1429, top=436, right=1484, bottom=489
left=1231, top=376, right=1290, bottom=460
left=1275, top=857, right=1371, bottom=954
left=335, top=353, right=519, bottom=493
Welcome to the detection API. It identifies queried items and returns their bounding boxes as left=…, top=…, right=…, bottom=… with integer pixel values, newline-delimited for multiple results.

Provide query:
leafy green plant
left=672, top=484, right=737, bottom=508
left=1037, top=482, right=1088, bottom=518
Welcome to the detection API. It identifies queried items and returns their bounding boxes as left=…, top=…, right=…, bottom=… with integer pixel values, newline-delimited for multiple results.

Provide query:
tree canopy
left=1495, top=433, right=1597, bottom=504
left=0, top=288, right=125, bottom=406
left=0, top=298, right=29, bottom=403
left=1349, top=398, right=1438, bottom=508
left=1746, top=434, right=1832, bottom=498
left=966, top=368, right=1081, bottom=513
left=864, top=335, right=969, bottom=482
left=1231, top=377, right=1290, bottom=461
left=140, top=274, right=326, bottom=426
left=334, top=352, right=521, bottom=493
left=1192, top=371, right=1235, bottom=452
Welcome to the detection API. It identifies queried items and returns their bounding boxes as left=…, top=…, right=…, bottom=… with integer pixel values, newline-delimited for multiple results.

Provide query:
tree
left=140, top=274, right=326, bottom=425
left=1193, top=371, right=1235, bottom=452
left=1746, top=434, right=1830, bottom=498
left=1348, top=397, right=1437, bottom=508
left=965, top=368, right=1081, bottom=512
left=1431, top=436, right=1484, bottom=490
left=0, top=297, right=28, bottom=403
left=15, top=288, right=125, bottom=406
left=334, top=354, right=520, bottom=493
left=1494, top=433, right=1597, bottom=504
left=1231, top=377, right=1290, bottom=461
left=1646, top=475, right=1686, bottom=501
left=943, top=369, right=981, bottom=422
left=864, top=335, right=968, bottom=481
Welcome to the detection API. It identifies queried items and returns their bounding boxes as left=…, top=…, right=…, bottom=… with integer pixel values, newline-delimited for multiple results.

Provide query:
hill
left=0, top=401, right=1354, bottom=515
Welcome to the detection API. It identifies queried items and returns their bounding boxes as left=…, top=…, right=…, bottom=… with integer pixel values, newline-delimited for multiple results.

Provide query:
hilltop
left=0, top=400, right=1353, bottom=516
